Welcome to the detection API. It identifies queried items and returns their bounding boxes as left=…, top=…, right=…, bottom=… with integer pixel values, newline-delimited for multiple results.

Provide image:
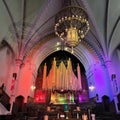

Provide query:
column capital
left=104, top=60, right=115, bottom=74
left=15, top=59, right=24, bottom=67
left=104, top=60, right=112, bottom=66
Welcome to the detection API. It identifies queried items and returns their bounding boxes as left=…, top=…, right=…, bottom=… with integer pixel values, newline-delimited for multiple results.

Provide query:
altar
left=44, top=103, right=95, bottom=120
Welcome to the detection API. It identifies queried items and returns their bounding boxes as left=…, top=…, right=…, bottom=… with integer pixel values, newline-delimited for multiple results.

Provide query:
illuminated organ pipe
left=65, top=69, right=68, bottom=90
left=42, top=58, right=82, bottom=91
left=59, top=62, right=61, bottom=89
left=52, top=58, right=56, bottom=89
left=77, top=63, right=82, bottom=90
left=65, top=65, right=67, bottom=89
left=56, top=68, right=59, bottom=89
left=67, top=58, right=73, bottom=90
left=42, top=63, right=47, bottom=90
left=62, top=61, right=66, bottom=89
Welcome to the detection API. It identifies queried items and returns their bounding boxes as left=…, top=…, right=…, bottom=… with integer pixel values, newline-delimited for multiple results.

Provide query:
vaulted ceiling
left=0, top=0, right=120, bottom=70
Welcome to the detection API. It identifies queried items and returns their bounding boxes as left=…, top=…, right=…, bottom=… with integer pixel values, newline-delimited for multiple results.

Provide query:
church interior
left=0, top=0, right=120, bottom=120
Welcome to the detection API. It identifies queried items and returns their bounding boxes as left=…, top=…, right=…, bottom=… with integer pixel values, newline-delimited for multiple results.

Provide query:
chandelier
left=54, top=1, right=90, bottom=51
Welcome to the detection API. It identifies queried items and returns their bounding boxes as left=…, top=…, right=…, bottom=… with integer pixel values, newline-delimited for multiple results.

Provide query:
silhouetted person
left=102, top=95, right=110, bottom=112
left=38, top=110, right=44, bottom=120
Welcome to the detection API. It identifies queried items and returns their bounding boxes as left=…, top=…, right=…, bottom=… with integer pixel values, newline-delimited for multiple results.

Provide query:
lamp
left=55, top=0, right=90, bottom=52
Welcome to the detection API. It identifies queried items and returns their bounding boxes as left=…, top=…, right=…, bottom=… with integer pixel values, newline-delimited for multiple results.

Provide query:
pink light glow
left=34, top=90, right=46, bottom=103
left=79, top=95, right=82, bottom=102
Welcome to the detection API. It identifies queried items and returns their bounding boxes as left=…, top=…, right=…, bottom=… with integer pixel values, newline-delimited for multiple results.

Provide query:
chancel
left=0, top=0, right=120, bottom=120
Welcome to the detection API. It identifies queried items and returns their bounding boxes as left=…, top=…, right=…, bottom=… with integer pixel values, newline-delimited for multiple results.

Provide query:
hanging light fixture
left=54, top=0, right=90, bottom=52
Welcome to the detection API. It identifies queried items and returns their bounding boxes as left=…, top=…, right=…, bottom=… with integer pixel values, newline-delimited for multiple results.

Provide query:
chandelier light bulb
left=54, top=2, right=90, bottom=49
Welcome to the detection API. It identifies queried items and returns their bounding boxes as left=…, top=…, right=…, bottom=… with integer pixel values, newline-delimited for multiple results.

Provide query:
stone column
left=105, top=60, right=120, bottom=113
left=14, top=59, right=24, bottom=95
left=10, top=58, right=23, bottom=112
